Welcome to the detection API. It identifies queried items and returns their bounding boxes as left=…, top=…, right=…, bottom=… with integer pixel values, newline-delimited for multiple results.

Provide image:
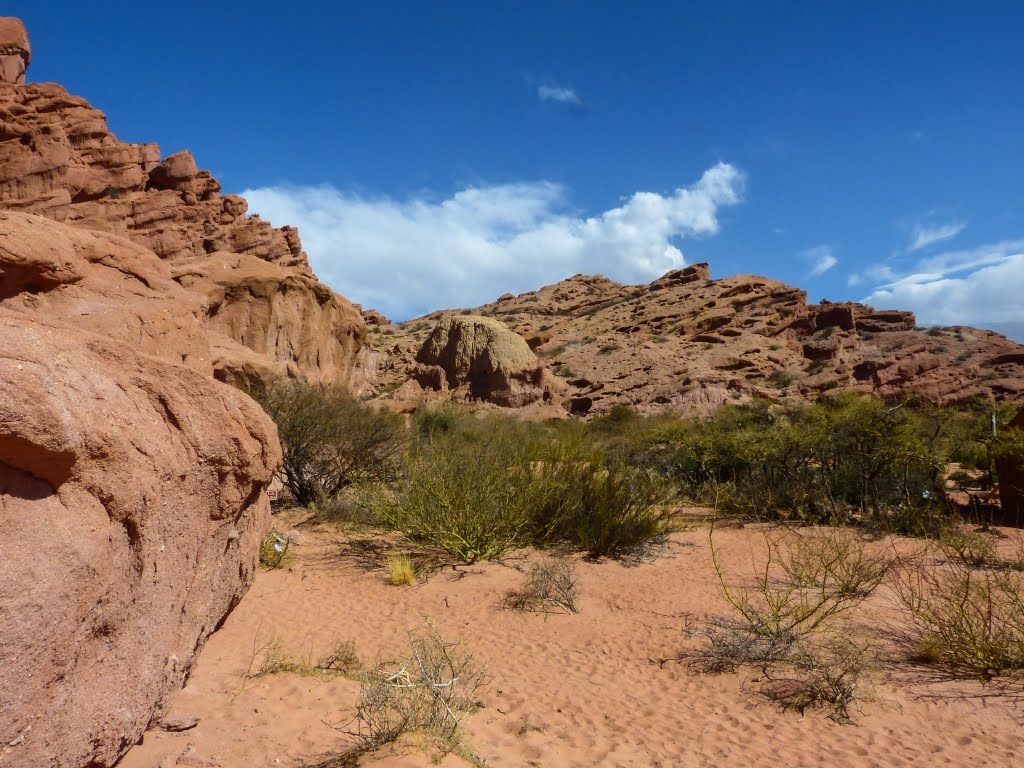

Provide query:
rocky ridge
left=367, top=263, right=1024, bottom=415
left=0, top=25, right=365, bottom=386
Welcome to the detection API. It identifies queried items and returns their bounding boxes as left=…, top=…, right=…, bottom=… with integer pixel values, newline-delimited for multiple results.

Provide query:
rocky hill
left=0, top=18, right=359, bottom=768
left=366, top=263, right=1024, bottom=415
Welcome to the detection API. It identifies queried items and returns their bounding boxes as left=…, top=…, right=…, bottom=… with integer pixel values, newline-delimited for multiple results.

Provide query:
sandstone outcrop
left=369, top=265, right=1024, bottom=415
left=0, top=295, right=280, bottom=768
left=0, top=22, right=365, bottom=387
left=414, top=315, right=562, bottom=407
left=0, top=17, right=29, bottom=84
left=0, top=204, right=283, bottom=767
left=173, top=252, right=365, bottom=388
left=0, top=18, right=339, bottom=767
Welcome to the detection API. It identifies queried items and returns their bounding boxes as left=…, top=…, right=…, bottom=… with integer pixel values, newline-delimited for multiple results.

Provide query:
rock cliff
left=0, top=31, right=365, bottom=387
left=0, top=17, right=354, bottom=767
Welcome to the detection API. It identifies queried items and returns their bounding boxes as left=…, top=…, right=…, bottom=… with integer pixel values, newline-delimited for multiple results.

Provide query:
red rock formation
left=369, top=266, right=1024, bottom=415
left=0, top=20, right=365, bottom=386
left=173, top=252, right=365, bottom=388
left=0, top=17, right=29, bottom=84
left=0, top=217, right=281, bottom=768
left=0, top=18, right=365, bottom=766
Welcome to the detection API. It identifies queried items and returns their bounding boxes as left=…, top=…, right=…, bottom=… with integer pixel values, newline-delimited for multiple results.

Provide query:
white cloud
left=803, top=245, right=838, bottom=277
left=242, top=163, right=744, bottom=320
left=538, top=84, right=583, bottom=107
left=908, top=220, right=966, bottom=252
left=861, top=239, right=1024, bottom=339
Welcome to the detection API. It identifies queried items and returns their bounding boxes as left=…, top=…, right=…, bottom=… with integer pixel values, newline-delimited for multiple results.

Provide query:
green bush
left=252, top=378, right=406, bottom=507
left=609, top=394, right=954, bottom=528
left=533, top=452, right=670, bottom=558
left=369, top=420, right=541, bottom=562
left=371, top=420, right=669, bottom=562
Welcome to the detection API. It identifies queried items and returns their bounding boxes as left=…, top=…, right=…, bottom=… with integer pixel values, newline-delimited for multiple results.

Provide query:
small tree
left=254, top=378, right=406, bottom=507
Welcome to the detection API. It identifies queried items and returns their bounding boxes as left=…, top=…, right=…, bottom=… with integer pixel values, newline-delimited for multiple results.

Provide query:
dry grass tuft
left=343, top=621, right=488, bottom=755
left=385, top=553, right=417, bottom=586
left=504, top=559, right=580, bottom=614
left=246, top=633, right=361, bottom=680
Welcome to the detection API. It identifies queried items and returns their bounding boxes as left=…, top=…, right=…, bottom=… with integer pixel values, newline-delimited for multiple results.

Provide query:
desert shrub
left=350, top=623, right=486, bottom=751
left=318, top=640, right=362, bottom=676
left=939, top=526, right=1000, bottom=568
left=620, top=394, right=951, bottom=526
left=896, top=558, right=1024, bottom=679
left=312, top=491, right=377, bottom=528
left=505, top=559, right=579, bottom=613
left=544, top=463, right=670, bottom=558
left=253, top=378, right=406, bottom=507
left=375, top=420, right=669, bottom=561
left=689, top=528, right=888, bottom=720
left=709, top=529, right=891, bottom=655
left=256, top=635, right=299, bottom=676
left=766, top=370, right=794, bottom=388
left=589, top=404, right=639, bottom=432
left=762, top=637, right=874, bottom=722
left=413, top=403, right=462, bottom=437
left=250, top=635, right=361, bottom=679
left=370, top=421, right=540, bottom=562
left=385, top=553, right=417, bottom=586
left=527, top=433, right=671, bottom=558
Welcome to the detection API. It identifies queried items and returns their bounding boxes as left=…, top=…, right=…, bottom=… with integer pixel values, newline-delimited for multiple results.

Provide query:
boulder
left=0, top=308, right=280, bottom=768
left=416, top=315, right=557, bottom=406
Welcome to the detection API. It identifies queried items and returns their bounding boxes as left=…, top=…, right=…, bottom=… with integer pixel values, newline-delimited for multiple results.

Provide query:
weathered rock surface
left=414, top=315, right=563, bottom=407
left=173, top=252, right=365, bottom=388
left=0, top=211, right=212, bottom=370
left=0, top=305, right=280, bottom=767
left=0, top=23, right=365, bottom=387
left=0, top=19, right=335, bottom=768
left=0, top=17, right=29, bottom=84
left=369, top=263, right=1024, bottom=415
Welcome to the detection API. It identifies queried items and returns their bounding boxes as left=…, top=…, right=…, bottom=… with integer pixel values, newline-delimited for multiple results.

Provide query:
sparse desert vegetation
left=121, top=391, right=1024, bottom=766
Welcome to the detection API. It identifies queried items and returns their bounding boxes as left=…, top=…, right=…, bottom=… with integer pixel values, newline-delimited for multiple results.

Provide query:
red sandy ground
left=119, top=515, right=1024, bottom=768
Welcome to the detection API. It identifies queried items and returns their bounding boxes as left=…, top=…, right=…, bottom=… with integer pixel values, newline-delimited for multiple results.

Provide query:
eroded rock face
left=369, top=266, right=1024, bottom=415
left=415, top=315, right=561, bottom=407
left=0, top=212, right=212, bottom=370
left=0, top=22, right=365, bottom=388
left=173, top=251, right=366, bottom=388
left=0, top=305, right=280, bottom=767
left=0, top=212, right=281, bottom=768
left=0, top=18, right=325, bottom=766
left=0, top=17, right=29, bottom=84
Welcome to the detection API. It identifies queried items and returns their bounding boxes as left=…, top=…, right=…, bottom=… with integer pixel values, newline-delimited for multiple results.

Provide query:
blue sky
left=18, top=1, right=1024, bottom=335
